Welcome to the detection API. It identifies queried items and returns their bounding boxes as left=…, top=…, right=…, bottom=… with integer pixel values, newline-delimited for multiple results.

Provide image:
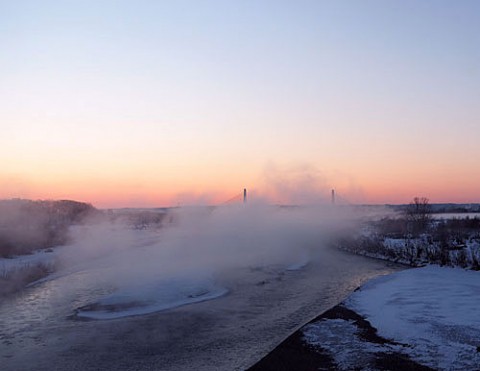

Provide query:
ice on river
left=74, top=276, right=228, bottom=320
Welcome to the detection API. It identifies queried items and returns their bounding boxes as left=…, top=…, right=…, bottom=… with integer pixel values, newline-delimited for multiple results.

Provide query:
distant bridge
left=221, top=189, right=351, bottom=206
left=222, top=189, right=247, bottom=205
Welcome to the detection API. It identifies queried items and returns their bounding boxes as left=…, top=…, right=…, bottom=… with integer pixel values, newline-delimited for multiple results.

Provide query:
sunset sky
left=1, top=1, right=479, bottom=207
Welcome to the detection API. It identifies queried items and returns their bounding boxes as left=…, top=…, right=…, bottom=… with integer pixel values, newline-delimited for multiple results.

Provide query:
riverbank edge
left=247, top=283, right=434, bottom=371
left=0, top=262, right=54, bottom=297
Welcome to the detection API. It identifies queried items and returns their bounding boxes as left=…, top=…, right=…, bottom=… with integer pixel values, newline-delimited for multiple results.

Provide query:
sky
left=1, top=0, right=479, bottom=207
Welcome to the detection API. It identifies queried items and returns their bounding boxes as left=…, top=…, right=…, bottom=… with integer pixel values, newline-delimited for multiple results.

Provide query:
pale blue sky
left=1, top=1, right=479, bottom=205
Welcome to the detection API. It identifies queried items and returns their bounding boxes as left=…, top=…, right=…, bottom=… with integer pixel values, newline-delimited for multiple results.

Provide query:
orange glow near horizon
left=2, top=163, right=479, bottom=208
left=2, top=126, right=480, bottom=207
left=2, top=2, right=480, bottom=208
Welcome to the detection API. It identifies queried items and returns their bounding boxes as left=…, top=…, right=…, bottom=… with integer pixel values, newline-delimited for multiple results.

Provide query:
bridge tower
left=243, top=188, right=247, bottom=203
left=331, top=189, right=335, bottom=205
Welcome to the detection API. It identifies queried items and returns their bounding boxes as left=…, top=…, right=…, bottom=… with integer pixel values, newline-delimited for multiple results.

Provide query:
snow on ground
left=304, top=266, right=480, bottom=370
left=303, top=318, right=406, bottom=369
left=0, top=247, right=63, bottom=275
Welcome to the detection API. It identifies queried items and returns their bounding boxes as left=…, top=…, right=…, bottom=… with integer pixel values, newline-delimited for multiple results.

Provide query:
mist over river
left=0, top=249, right=401, bottom=371
left=1, top=205, right=403, bottom=370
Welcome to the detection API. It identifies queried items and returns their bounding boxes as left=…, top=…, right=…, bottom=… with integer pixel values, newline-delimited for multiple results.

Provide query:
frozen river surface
left=0, top=248, right=402, bottom=371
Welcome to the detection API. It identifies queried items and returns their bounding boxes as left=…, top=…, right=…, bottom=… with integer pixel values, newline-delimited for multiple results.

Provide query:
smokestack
left=243, top=188, right=247, bottom=204
left=331, top=189, right=335, bottom=205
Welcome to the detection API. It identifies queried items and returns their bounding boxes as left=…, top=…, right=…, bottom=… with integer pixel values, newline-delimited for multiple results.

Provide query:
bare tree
left=406, top=197, right=432, bottom=235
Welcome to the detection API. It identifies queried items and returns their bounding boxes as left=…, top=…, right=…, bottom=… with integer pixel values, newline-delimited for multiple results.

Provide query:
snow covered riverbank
left=0, top=247, right=63, bottom=296
left=304, top=266, right=480, bottom=370
left=251, top=265, right=480, bottom=370
left=0, top=248, right=61, bottom=276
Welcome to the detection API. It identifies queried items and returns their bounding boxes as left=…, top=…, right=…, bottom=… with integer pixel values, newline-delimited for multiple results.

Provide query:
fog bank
left=53, top=203, right=363, bottom=318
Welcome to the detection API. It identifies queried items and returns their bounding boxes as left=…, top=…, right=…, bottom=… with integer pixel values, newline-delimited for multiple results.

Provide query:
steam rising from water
left=55, top=204, right=357, bottom=318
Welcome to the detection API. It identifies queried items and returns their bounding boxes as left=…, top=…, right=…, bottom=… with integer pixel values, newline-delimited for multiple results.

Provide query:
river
left=0, top=247, right=403, bottom=371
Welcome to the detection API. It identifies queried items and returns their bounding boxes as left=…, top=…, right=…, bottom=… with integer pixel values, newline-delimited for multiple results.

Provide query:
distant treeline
left=104, top=208, right=170, bottom=230
left=388, top=203, right=480, bottom=214
left=339, top=215, right=480, bottom=270
left=0, top=200, right=173, bottom=258
left=0, top=199, right=100, bottom=257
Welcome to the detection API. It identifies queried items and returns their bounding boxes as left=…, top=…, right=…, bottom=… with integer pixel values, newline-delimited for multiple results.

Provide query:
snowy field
left=303, top=266, right=480, bottom=370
